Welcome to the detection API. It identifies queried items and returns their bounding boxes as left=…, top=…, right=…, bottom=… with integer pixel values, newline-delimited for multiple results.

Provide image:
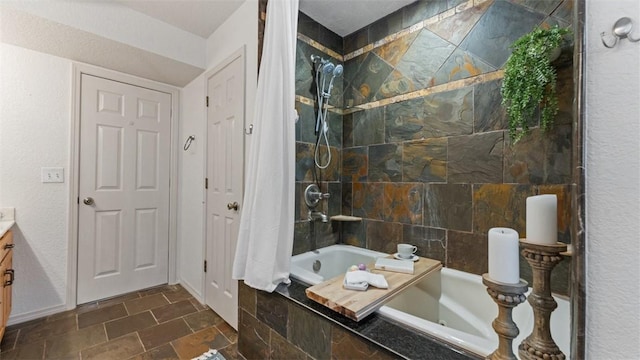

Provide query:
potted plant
left=501, top=25, right=571, bottom=143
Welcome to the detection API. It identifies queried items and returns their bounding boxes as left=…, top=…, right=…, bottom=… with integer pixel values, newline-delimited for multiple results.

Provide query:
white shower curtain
left=232, top=0, right=298, bottom=292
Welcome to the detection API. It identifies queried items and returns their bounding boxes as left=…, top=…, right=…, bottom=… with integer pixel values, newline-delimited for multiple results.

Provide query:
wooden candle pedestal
left=482, top=274, right=528, bottom=360
left=518, top=239, right=567, bottom=360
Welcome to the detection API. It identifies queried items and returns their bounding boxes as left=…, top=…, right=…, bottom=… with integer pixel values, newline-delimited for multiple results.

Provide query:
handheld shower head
left=322, top=62, right=335, bottom=74
left=332, top=64, right=344, bottom=78
left=326, top=64, right=343, bottom=91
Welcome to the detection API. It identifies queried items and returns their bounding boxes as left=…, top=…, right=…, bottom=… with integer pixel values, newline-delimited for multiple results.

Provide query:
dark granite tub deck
left=276, top=279, right=483, bottom=360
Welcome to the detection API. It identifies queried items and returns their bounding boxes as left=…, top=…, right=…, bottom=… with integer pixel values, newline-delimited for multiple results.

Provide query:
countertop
left=276, top=279, right=481, bottom=360
left=0, top=220, right=15, bottom=239
left=0, top=207, right=15, bottom=238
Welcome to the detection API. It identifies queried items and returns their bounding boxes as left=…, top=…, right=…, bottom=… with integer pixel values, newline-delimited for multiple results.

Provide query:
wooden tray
left=305, top=256, right=442, bottom=321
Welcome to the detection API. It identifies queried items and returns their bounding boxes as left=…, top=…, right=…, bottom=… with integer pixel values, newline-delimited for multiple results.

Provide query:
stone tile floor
left=0, top=284, right=242, bottom=359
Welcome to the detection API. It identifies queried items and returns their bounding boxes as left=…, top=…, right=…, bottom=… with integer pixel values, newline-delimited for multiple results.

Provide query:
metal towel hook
left=601, top=17, right=640, bottom=48
left=183, top=135, right=195, bottom=151
left=244, top=124, right=253, bottom=135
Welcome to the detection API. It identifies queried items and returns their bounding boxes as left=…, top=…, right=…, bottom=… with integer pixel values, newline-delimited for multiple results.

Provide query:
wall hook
left=183, top=135, right=195, bottom=151
left=601, top=17, right=640, bottom=48
left=244, top=124, right=253, bottom=135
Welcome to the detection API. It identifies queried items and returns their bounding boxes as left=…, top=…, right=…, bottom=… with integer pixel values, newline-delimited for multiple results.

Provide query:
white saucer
left=393, top=253, right=419, bottom=261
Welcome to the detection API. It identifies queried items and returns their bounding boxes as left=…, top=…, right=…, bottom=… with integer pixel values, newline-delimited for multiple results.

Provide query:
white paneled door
left=77, top=74, right=171, bottom=304
left=206, top=50, right=245, bottom=330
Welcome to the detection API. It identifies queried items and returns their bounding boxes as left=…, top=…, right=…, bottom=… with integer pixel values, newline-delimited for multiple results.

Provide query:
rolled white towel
left=344, top=270, right=388, bottom=289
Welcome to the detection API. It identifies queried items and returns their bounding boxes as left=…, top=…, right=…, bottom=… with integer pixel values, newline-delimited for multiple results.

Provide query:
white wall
left=1, top=0, right=205, bottom=68
left=585, top=0, right=640, bottom=358
left=206, top=0, right=258, bottom=176
left=0, top=44, right=71, bottom=318
left=177, top=0, right=258, bottom=299
left=205, top=0, right=259, bottom=75
left=177, top=74, right=206, bottom=298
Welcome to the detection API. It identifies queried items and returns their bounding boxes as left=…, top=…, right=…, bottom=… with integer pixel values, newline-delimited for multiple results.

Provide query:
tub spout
left=309, top=210, right=329, bottom=223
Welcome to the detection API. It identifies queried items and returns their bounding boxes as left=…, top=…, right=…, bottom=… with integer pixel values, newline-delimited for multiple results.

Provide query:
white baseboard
left=7, top=281, right=203, bottom=327
left=179, top=279, right=204, bottom=304
left=7, top=304, right=69, bottom=326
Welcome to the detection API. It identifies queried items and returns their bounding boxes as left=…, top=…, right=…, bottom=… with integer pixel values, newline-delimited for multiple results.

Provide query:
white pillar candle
left=488, top=227, right=520, bottom=284
left=526, top=194, right=557, bottom=245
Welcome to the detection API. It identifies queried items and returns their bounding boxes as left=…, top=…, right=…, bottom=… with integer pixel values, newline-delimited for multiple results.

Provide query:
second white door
left=205, top=50, right=245, bottom=330
left=78, top=74, right=171, bottom=304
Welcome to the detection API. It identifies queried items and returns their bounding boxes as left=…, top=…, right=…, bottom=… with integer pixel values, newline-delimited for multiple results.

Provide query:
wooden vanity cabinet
left=0, top=230, right=14, bottom=341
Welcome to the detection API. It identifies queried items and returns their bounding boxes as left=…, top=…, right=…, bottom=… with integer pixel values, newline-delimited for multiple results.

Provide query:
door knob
left=83, top=197, right=94, bottom=205
left=227, top=202, right=239, bottom=211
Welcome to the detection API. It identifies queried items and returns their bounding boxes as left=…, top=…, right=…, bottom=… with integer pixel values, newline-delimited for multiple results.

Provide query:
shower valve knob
left=304, top=184, right=330, bottom=208
left=310, top=192, right=329, bottom=200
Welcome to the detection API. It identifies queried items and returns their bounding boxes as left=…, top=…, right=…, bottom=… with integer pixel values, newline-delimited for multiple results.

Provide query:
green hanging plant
left=501, top=25, right=571, bottom=143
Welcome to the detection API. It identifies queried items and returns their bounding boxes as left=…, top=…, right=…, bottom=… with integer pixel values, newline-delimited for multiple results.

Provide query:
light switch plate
left=41, top=167, right=64, bottom=183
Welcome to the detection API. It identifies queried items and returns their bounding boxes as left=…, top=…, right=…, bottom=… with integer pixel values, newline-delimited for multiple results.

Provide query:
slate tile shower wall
left=292, top=0, right=575, bottom=295
left=293, top=12, right=345, bottom=254
left=340, top=0, right=575, bottom=296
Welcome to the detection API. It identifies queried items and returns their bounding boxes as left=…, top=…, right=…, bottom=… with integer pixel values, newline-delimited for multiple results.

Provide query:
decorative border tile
left=296, top=71, right=504, bottom=115
left=294, top=95, right=342, bottom=115
left=296, top=33, right=343, bottom=61
left=346, top=70, right=504, bottom=113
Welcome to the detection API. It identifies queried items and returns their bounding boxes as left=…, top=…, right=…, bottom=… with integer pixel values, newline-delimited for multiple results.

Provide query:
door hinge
left=77, top=197, right=79, bottom=204
left=204, top=260, right=207, bottom=273
left=206, top=96, right=209, bottom=107
left=205, top=178, right=208, bottom=189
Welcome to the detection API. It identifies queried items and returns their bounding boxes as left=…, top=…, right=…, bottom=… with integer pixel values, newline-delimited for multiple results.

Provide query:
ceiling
left=116, top=0, right=246, bottom=38
left=116, top=0, right=415, bottom=39
left=299, top=0, right=416, bottom=37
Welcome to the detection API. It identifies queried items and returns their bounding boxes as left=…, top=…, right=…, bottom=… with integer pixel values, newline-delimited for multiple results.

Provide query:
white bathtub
left=377, top=268, right=571, bottom=358
left=290, top=246, right=571, bottom=358
left=289, top=244, right=387, bottom=285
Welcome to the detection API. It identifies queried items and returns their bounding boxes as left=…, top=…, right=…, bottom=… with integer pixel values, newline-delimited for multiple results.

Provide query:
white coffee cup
left=397, top=244, right=417, bottom=258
